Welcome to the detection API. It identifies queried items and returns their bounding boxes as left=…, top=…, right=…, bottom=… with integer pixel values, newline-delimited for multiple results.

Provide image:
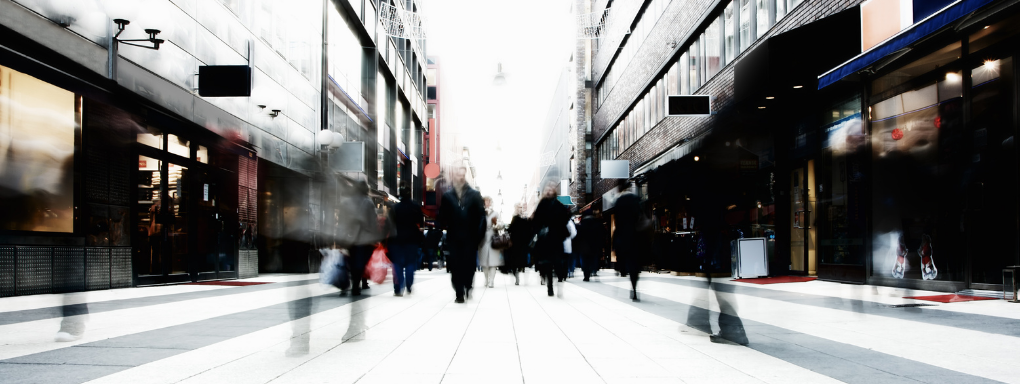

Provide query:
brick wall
left=591, top=0, right=866, bottom=199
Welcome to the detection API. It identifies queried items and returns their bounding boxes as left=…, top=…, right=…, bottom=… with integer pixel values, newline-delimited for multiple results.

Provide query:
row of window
left=596, top=0, right=804, bottom=163
left=596, top=0, right=672, bottom=107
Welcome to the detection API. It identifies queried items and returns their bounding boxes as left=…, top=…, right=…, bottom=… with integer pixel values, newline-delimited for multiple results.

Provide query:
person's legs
left=390, top=244, right=407, bottom=295
left=513, top=269, right=520, bottom=285
left=405, top=251, right=416, bottom=293
left=628, top=259, right=640, bottom=301
left=350, top=245, right=371, bottom=295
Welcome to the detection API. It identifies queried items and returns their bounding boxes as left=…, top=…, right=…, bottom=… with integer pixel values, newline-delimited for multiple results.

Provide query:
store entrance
left=133, top=129, right=238, bottom=285
left=789, top=161, right=817, bottom=275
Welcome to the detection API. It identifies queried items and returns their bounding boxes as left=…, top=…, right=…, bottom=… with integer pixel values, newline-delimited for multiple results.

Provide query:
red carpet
left=732, top=276, right=818, bottom=284
left=904, top=294, right=999, bottom=303
left=183, top=281, right=271, bottom=286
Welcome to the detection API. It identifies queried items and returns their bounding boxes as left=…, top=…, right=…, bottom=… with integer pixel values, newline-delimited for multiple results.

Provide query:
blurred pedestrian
left=505, top=203, right=531, bottom=285
left=390, top=185, right=424, bottom=296
left=438, top=164, right=486, bottom=303
left=423, top=224, right=442, bottom=271
left=478, top=196, right=504, bottom=288
left=612, top=178, right=644, bottom=301
left=342, top=180, right=379, bottom=296
left=577, top=212, right=605, bottom=281
left=561, top=218, right=577, bottom=281
left=531, top=178, right=571, bottom=296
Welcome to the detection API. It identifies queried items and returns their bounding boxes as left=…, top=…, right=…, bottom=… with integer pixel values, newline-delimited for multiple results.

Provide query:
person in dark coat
left=504, top=203, right=532, bottom=285
left=531, top=178, right=571, bottom=296
left=577, top=212, right=605, bottom=281
left=389, top=185, right=424, bottom=296
left=612, top=178, right=643, bottom=301
left=423, top=224, right=443, bottom=271
left=437, top=164, right=486, bottom=303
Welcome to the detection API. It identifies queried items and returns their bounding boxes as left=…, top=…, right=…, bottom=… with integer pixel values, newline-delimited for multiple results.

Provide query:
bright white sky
left=423, top=0, right=574, bottom=221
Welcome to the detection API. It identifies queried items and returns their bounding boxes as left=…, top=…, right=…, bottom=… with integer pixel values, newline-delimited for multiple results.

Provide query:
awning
left=818, top=0, right=995, bottom=90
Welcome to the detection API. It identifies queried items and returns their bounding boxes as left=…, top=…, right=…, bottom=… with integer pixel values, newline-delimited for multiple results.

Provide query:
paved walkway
left=0, top=270, right=1017, bottom=384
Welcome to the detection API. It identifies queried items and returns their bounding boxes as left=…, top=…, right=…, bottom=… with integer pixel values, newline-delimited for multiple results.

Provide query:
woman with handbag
left=478, top=197, right=504, bottom=288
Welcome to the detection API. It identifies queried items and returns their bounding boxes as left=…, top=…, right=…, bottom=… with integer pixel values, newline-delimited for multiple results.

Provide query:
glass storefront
left=866, top=16, right=1019, bottom=285
left=0, top=65, right=78, bottom=233
left=134, top=126, right=240, bottom=284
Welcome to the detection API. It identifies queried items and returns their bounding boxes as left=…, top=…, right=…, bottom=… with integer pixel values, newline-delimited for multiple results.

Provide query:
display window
left=868, top=39, right=1017, bottom=283
left=0, top=65, right=78, bottom=233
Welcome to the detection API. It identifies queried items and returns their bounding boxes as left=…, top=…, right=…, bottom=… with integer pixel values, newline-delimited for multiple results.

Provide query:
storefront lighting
left=945, top=72, right=961, bottom=82
left=317, top=129, right=334, bottom=146
left=793, top=85, right=803, bottom=89
left=984, top=60, right=998, bottom=70
left=758, top=106, right=766, bottom=109
left=329, top=132, right=344, bottom=149
left=765, top=96, right=775, bottom=100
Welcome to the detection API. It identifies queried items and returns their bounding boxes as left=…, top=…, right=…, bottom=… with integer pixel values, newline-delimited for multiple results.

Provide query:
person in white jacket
left=558, top=219, right=577, bottom=282
left=478, top=197, right=504, bottom=288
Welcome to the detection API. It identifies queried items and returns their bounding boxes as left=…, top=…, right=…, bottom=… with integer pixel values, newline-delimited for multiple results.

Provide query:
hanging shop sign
left=667, top=95, right=711, bottom=116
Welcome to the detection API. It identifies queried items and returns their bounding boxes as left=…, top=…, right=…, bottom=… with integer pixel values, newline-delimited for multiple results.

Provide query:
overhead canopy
left=818, top=0, right=996, bottom=90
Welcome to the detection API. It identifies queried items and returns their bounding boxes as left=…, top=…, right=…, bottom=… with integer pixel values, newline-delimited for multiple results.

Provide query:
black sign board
left=198, top=65, right=252, bottom=97
left=667, top=95, right=711, bottom=116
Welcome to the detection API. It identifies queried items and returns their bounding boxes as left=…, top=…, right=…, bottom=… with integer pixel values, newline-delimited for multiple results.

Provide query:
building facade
left=0, top=0, right=427, bottom=297
left=586, top=0, right=1019, bottom=292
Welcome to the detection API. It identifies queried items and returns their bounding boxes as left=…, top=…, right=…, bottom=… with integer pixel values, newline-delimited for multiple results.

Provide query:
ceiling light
left=758, top=106, right=766, bottom=109
left=984, top=25, right=990, bottom=29
left=766, top=96, right=775, bottom=100
left=693, top=156, right=700, bottom=161
left=792, top=85, right=803, bottom=89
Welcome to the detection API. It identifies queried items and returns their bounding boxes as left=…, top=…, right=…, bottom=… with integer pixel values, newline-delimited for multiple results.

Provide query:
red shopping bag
left=365, top=244, right=392, bottom=285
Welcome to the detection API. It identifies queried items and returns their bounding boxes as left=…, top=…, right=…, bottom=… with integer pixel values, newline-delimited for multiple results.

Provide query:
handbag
left=365, top=244, right=392, bottom=284
left=491, top=231, right=512, bottom=250
left=319, top=249, right=350, bottom=290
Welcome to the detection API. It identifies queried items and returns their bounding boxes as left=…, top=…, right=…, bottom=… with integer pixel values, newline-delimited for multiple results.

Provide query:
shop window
left=0, top=65, right=77, bottom=233
left=167, top=134, right=191, bottom=159
left=138, top=127, right=165, bottom=150
left=968, top=13, right=1020, bottom=55
left=197, top=145, right=209, bottom=164
left=689, top=42, right=700, bottom=91
left=871, top=41, right=961, bottom=97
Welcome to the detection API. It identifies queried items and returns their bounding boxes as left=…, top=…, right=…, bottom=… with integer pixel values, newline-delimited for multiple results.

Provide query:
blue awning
left=818, top=0, right=995, bottom=89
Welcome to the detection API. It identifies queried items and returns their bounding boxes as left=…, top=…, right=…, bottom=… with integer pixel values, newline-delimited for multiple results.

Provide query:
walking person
left=423, top=224, right=442, bottom=271
left=505, top=203, right=531, bottom=285
left=561, top=218, right=577, bottom=281
left=612, top=178, right=644, bottom=301
left=437, top=164, right=486, bottom=303
left=341, top=180, right=379, bottom=297
left=577, top=212, right=605, bottom=281
left=390, top=185, right=424, bottom=296
left=478, top=196, right=504, bottom=288
left=531, top=178, right=571, bottom=296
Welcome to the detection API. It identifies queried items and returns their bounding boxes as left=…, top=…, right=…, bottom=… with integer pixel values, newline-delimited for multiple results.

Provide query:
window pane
left=740, top=0, right=752, bottom=51
left=668, top=63, right=678, bottom=95
left=776, top=0, right=787, bottom=21
left=706, top=17, right=722, bottom=79
left=757, top=0, right=770, bottom=39
left=725, top=2, right=736, bottom=64
left=167, top=134, right=190, bottom=158
left=689, top=42, right=700, bottom=91
left=680, top=52, right=690, bottom=94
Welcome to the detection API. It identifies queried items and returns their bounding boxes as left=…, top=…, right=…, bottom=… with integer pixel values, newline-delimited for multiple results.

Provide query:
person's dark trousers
left=538, top=261, right=555, bottom=295
left=554, top=253, right=568, bottom=282
left=390, top=243, right=418, bottom=294
left=581, top=251, right=598, bottom=280
left=349, top=244, right=373, bottom=295
left=422, top=248, right=435, bottom=270
left=448, top=247, right=474, bottom=300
